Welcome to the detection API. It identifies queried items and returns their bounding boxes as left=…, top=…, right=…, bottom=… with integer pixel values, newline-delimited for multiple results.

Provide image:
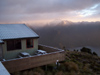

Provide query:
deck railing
left=2, top=45, right=65, bottom=73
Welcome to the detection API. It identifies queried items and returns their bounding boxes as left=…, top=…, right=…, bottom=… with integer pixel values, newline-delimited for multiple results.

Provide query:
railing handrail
left=38, top=44, right=64, bottom=51
left=2, top=44, right=65, bottom=62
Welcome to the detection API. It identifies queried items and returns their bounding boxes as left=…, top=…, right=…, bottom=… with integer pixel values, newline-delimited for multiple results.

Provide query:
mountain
left=30, top=20, right=100, bottom=55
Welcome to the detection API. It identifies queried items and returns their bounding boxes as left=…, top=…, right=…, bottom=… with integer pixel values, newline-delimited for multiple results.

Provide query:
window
left=26, top=39, right=33, bottom=48
left=7, top=39, right=21, bottom=51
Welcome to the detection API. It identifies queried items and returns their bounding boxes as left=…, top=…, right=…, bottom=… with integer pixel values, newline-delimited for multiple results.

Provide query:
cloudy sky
left=0, top=0, right=100, bottom=24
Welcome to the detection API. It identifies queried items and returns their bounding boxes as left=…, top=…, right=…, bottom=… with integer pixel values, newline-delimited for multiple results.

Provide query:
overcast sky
left=0, top=0, right=100, bottom=24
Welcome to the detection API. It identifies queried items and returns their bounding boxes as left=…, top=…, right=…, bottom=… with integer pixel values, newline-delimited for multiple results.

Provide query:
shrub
left=45, top=71, right=53, bottom=75
left=93, top=52, right=98, bottom=56
left=83, top=64, right=90, bottom=70
left=12, top=72, right=20, bottom=75
left=33, top=67, right=45, bottom=75
left=65, top=71, right=77, bottom=75
left=28, top=70, right=33, bottom=75
left=47, top=64, right=56, bottom=71
left=64, top=61, right=79, bottom=72
left=58, top=64, right=66, bottom=72
left=55, top=71, right=64, bottom=75
left=80, top=47, right=92, bottom=54
left=33, top=72, right=41, bottom=75
left=21, top=70, right=28, bottom=75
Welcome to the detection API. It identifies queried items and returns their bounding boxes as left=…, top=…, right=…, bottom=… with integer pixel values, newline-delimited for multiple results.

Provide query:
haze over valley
left=30, top=21, right=100, bottom=55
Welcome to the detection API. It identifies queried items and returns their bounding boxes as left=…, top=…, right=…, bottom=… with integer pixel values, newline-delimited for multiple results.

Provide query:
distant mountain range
left=30, top=20, right=100, bottom=55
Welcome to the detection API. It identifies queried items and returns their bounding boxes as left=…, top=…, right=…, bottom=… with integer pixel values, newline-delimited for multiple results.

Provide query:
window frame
left=7, top=39, right=22, bottom=51
left=26, top=39, right=34, bottom=49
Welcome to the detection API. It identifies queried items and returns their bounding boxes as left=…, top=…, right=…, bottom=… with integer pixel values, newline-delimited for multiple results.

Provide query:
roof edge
left=0, top=40, right=4, bottom=44
left=2, top=36, right=39, bottom=40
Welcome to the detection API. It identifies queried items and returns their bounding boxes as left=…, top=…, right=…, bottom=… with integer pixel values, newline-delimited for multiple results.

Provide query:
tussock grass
left=64, top=61, right=79, bottom=72
left=33, top=67, right=45, bottom=75
left=12, top=72, right=20, bottom=75
left=33, top=72, right=41, bottom=75
left=28, top=70, right=33, bottom=75
left=21, top=70, right=28, bottom=75
left=55, top=71, right=64, bottom=75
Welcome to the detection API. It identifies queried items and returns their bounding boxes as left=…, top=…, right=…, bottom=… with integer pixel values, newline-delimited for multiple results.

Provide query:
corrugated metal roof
left=0, top=24, right=39, bottom=40
left=0, top=62, right=10, bottom=75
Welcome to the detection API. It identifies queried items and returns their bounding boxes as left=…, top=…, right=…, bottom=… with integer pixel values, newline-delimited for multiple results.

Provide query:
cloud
left=1, top=0, right=100, bottom=14
left=0, top=0, right=100, bottom=23
left=77, top=4, right=99, bottom=17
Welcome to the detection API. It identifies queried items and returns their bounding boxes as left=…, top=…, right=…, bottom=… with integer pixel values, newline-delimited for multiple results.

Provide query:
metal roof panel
left=0, top=62, right=10, bottom=75
left=0, top=24, right=39, bottom=40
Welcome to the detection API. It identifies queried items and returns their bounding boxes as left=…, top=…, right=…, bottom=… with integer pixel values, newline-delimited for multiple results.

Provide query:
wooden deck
left=2, top=45, right=65, bottom=73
